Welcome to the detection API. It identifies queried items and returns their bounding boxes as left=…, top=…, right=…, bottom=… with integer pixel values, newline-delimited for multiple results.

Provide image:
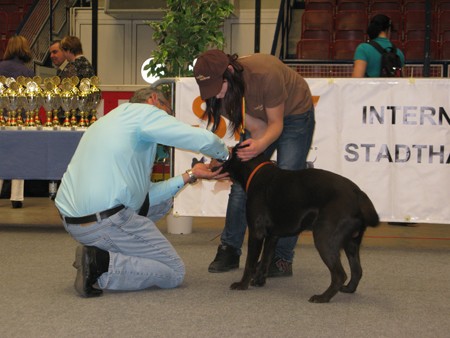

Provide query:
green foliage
left=144, top=0, right=234, bottom=79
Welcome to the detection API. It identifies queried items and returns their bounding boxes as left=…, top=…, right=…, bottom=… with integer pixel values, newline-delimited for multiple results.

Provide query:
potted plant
left=144, top=0, right=234, bottom=79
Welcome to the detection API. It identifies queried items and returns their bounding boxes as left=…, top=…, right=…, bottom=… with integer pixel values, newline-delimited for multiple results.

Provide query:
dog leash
left=246, top=161, right=273, bottom=192
left=240, top=96, right=246, bottom=141
left=240, top=98, right=273, bottom=191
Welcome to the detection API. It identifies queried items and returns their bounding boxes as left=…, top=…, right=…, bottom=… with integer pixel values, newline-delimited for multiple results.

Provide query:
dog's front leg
left=252, top=235, right=278, bottom=287
left=230, top=233, right=263, bottom=290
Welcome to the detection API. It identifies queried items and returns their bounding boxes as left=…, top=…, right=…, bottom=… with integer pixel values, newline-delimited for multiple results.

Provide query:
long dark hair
left=367, top=14, right=392, bottom=40
left=203, top=53, right=245, bottom=134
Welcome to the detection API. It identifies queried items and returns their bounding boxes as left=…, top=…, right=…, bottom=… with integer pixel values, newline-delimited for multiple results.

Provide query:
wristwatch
left=185, top=169, right=197, bottom=184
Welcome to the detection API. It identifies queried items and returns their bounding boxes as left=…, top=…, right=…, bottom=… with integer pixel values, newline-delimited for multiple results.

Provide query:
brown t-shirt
left=238, top=54, right=312, bottom=123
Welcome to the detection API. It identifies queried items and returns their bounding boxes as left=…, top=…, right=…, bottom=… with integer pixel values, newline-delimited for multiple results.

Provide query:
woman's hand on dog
left=237, top=139, right=263, bottom=161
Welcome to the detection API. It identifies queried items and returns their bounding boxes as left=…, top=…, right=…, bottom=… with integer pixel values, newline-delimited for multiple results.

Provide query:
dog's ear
left=232, top=143, right=248, bottom=157
left=236, top=143, right=249, bottom=149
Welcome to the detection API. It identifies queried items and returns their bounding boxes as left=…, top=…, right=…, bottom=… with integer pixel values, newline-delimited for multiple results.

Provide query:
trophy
left=0, top=77, right=7, bottom=126
left=69, top=76, right=80, bottom=127
left=77, top=78, right=91, bottom=128
left=42, top=78, right=61, bottom=127
left=23, top=78, right=41, bottom=127
left=51, top=76, right=62, bottom=126
left=32, top=76, right=43, bottom=126
left=60, top=79, right=76, bottom=128
left=89, top=76, right=101, bottom=125
left=5, top=78, right=20, bottom=127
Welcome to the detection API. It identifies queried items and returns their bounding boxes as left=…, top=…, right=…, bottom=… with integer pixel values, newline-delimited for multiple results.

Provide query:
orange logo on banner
left=312, top=96, right=320, bottom=107
left=192, top=96, right=239, bottom=140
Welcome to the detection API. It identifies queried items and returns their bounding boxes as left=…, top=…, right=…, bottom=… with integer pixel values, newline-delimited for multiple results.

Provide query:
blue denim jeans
left=63, top=199, right=185, bottom=291
left=221, top=108, right=315, bottom=262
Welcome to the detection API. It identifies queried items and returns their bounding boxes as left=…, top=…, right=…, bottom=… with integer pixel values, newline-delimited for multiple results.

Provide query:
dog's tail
left=358, top=190, right=380, bottom=227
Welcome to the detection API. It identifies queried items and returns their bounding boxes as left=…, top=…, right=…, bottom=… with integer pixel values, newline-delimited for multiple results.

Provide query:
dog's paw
left=340, top=284, right=357, bottom=293
left=308, top=294, right=331, bottom=303
left=230, top=282, right=248, bottom=290
left=250, top=277, right=266, bottom=287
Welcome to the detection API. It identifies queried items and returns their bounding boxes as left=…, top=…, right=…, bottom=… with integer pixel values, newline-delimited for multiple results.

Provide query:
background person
left=0, top=35, right=34, bottom=208
left=59, top=35, right=95, bottom=79
left=352, top=14, right=405, bottom=78
left=55, top=87, right=229, bottom=297
left=193, top=50, right=315, bottom=277
left=49, top=39, right=68, bottom=76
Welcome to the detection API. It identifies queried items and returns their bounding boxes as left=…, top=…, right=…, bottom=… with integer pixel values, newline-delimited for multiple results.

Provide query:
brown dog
left=220, top=145, right=380, bottom=303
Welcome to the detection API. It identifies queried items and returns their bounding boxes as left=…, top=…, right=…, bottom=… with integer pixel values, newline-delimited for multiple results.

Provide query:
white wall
left=71, top=7, right=278, bottom=85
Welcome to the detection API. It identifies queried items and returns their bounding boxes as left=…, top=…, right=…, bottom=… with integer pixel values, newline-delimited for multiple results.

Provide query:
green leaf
left=144, top=0, right=234, bottom=78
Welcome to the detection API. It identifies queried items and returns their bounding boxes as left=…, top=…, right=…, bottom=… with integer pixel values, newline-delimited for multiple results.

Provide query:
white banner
left=173, top=77, right=450, bottom=224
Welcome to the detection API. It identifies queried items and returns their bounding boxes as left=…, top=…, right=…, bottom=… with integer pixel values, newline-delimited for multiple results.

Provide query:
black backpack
left=368, top=41, right=403, bottom=77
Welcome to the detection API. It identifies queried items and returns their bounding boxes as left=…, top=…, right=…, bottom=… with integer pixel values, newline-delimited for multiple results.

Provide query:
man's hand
left=208, top=159, right=230, bottom=180
left=191, top=162, right=228, bottom=180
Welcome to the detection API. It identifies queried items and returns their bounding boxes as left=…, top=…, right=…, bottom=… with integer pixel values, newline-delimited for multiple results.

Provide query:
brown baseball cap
left=194, top=49, right=229, bottom=100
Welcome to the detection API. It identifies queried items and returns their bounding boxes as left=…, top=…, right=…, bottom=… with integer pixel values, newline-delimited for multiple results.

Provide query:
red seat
left=370, top=0, right=402, bottom=12
left=302, top=29, right=332, bottom=41
left=305, top=0, right=336, bottom=11
left=337, top=0, right=369, bottom=12
left=0, top=11, right=8, bottom=39
left=0, top=38, right=7, bottom=60
left=297, top=39, right=332, bottom=60
left=333, top=39, right=362, bottom=60
left=438, top=10, right=450, bottom=41
left=335, top=10, right=368, bottom=31
left=302, top=10, right=334, bottom=34
left=0, top=3, right=19, bottom=13
left=301, top=10, right=334, bottom=44
left=437, top=1, right=450, bottom=10
left=441, top=40, right=450, bottom=59
left=335, top=30, right=367, bottom=41
left=403, top=0, right=426, bottom=11
left=403, top=40, right=439, bottom=60
left=404, top=10, right=437, bottom=41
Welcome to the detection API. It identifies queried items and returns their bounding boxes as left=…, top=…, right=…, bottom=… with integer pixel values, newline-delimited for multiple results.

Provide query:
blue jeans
left=63, top=199, right=185, bottom=291
left=221, top=108, right=315, bottom=262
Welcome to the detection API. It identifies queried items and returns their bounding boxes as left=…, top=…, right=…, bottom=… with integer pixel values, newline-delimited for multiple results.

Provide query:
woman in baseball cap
left=194, top=49, right=315, bottom=277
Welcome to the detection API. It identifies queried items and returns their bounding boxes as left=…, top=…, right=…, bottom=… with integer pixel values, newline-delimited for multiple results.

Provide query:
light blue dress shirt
left=55, top=102, right=228, bottom=217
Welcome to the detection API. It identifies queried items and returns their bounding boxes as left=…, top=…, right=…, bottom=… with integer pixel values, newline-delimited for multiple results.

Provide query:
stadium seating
left=297, top=39, right=332, bottom=60
left=305, top=0, right=336, bottom=11
left=370, top=0, right=402, bottom=12
left=333, top=39, right=362, bottom=60
left=403, top=39, right=439, bottom=60
left=337, top=0, right=369, bottom=12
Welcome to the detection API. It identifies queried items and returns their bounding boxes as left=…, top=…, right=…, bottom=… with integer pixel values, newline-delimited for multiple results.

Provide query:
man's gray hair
left=129, top=87, right=167, bottom=104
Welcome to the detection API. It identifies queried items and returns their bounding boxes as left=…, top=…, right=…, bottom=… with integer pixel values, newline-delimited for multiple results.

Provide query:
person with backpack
left=352, top=14, right=405, bottom=78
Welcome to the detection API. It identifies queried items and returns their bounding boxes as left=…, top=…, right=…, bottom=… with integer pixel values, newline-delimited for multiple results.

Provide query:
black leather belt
left=62, top=205, right=125, bottom=224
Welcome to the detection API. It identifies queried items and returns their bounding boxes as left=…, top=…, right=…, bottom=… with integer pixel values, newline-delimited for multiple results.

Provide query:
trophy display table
left=0, top=128, right=84, bottom=180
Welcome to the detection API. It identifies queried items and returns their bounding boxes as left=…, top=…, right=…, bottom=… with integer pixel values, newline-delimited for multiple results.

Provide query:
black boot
left=11, top=201, right=22, bottom=208
left=73, top=246, right=109, bottom=297
left=208, top=244, right=240, bottom=273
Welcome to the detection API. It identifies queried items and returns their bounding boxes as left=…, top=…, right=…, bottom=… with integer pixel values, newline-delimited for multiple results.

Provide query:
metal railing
left=283, top=60, right=449, bottom=78
left=18, top=0, right=78, bottom=69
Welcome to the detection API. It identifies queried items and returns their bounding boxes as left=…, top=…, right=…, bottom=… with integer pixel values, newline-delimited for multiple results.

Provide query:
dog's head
left=218, top=144, right=271, bottom=188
